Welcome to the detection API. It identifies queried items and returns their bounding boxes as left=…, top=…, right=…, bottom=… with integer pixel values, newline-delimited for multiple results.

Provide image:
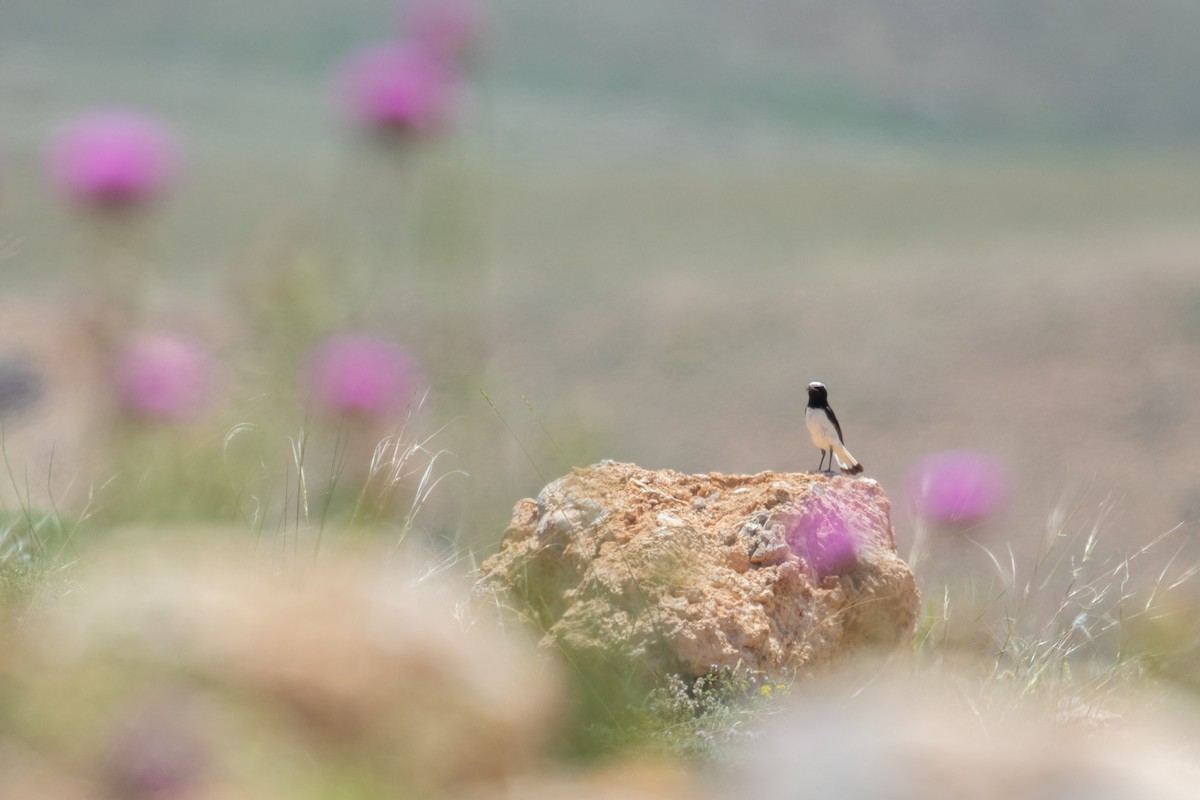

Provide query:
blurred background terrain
left=2, top=0, right=1200, bottom=570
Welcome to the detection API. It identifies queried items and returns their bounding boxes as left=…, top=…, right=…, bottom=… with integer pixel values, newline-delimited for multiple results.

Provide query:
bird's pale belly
left=805, top=409, right=839, bottom=448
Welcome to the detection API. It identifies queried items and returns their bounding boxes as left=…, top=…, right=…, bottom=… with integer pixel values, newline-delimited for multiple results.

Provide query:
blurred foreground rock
left=475, top=461, right=919, bottom=679
left=0, top=542, right=562, bottom=799
left=717, top=667, right=1200, bottom=800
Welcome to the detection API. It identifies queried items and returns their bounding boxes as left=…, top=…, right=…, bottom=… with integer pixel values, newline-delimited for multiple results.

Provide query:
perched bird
left=806, top=382, right=864, bottom=475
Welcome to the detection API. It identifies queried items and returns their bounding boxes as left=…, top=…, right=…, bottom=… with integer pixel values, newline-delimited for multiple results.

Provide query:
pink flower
left=404, top=0, right=482, bottom=61
left=305, top=335, right=419, bottom=418
left=786, top=499, right=859, bottom=578
left=48, top=110, right=179, bottom=207
left=115, top=334, right=214, bottom=422
left=106, top=691, right=211, bottom=798
left=906, top=451, right=1011, bottom=524
left=336, top=42, right=461, bottom=134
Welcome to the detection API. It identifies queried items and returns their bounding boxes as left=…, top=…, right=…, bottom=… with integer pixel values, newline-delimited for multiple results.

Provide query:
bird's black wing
left=826, top=406, right=845, bottom=443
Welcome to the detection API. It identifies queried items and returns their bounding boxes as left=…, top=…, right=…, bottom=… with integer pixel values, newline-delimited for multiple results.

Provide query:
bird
left=805, top=381, right=864, bottom=475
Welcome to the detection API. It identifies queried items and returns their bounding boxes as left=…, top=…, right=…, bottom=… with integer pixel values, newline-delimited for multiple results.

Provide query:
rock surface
left=717, top=668, right=1200, bottom=800
left=475, top=461, right=920, bottom=679
left=7, top=542, right=562, bottom=798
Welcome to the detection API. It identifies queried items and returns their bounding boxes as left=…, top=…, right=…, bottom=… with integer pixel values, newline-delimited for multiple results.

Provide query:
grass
left=237, top=411, right=468, bottom=560
left=632, top=668, right=792, bottom=763
left=909, top=493, right=1200, bottom=725
left=0, top=435, right=93, bottom=620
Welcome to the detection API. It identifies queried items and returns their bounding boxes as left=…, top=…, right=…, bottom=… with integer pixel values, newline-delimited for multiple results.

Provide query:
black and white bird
left=805, top=382, right=864, bottom=475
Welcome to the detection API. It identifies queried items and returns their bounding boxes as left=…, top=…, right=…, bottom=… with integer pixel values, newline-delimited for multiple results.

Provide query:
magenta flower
left=305, top=334, right=419, bottom=418
left=404, top=0, right=482, bottom=61
left=786, top=499, right=859, bottom=578
left=48, top=110, right=179, bottom=207
left=336, top=42, right=461, bottom=134
left=115, top=334, right=214, bottom=422
left=906, top=451, right=1011, bottom=524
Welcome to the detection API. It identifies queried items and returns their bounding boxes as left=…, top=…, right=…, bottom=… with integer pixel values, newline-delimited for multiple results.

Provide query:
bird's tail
left=832, top=442, right=864, bottom=475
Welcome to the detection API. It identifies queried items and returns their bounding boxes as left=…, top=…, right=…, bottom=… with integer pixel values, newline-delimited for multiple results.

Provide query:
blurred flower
left=786, top=500, right=859, bottom=578
left=336, top=42, right=462, bottom=134
left=106, top=691, right=211, bottom=799
left=906, top=451, right=1011, bottom=524
left=48, top=110, right=179, bottom=208
left=404, top=0, right=482, bottom=62
left=115, top=333, right=215, bottom=422
left=305, top=334, right=419, bottom=418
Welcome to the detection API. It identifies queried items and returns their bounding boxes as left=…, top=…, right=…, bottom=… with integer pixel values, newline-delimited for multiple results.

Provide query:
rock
left=461, top=761, right=697, bottom=800
left=475, top=461, right=920, bottom=679
left=715, top=666, right=1200, bottom=800
left=6, top=541, right=563, bottom=798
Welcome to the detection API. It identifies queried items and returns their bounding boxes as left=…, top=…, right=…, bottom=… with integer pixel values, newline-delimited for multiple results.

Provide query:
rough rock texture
left=476, top=461, right=920, bottom=679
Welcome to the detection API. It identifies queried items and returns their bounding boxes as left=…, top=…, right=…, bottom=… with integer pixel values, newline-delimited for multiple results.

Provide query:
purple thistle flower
left=404, top=0, right=482, bottom=61
left=115, top=334, right=215, bottom=422
left=906, top=451, right=1011, bottom=524
left=48, top=110, right=179, bottom=208
left=106, top=692, right=211, bottom=799
left=305, top=334, right=419, bottom=418
left=336, top=42, right=462, bottom=134
left=786, top=499, right=860, bottom=578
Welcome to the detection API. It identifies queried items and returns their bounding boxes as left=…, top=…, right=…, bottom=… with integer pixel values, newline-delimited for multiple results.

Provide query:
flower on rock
left=786, top=499, right=859, bottom=578
left=906, top=451, right=1011, bottom=524
left=336, top=42, right=462, bottom=134
left=48, top=110, right=179, bottom=208
left=305, top=334, right=419, bottom=418
left=115, top=334, right=214, bottom=422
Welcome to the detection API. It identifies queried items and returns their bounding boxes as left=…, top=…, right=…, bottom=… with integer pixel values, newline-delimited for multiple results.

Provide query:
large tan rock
left=476, top=461, right=920, bottom=679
